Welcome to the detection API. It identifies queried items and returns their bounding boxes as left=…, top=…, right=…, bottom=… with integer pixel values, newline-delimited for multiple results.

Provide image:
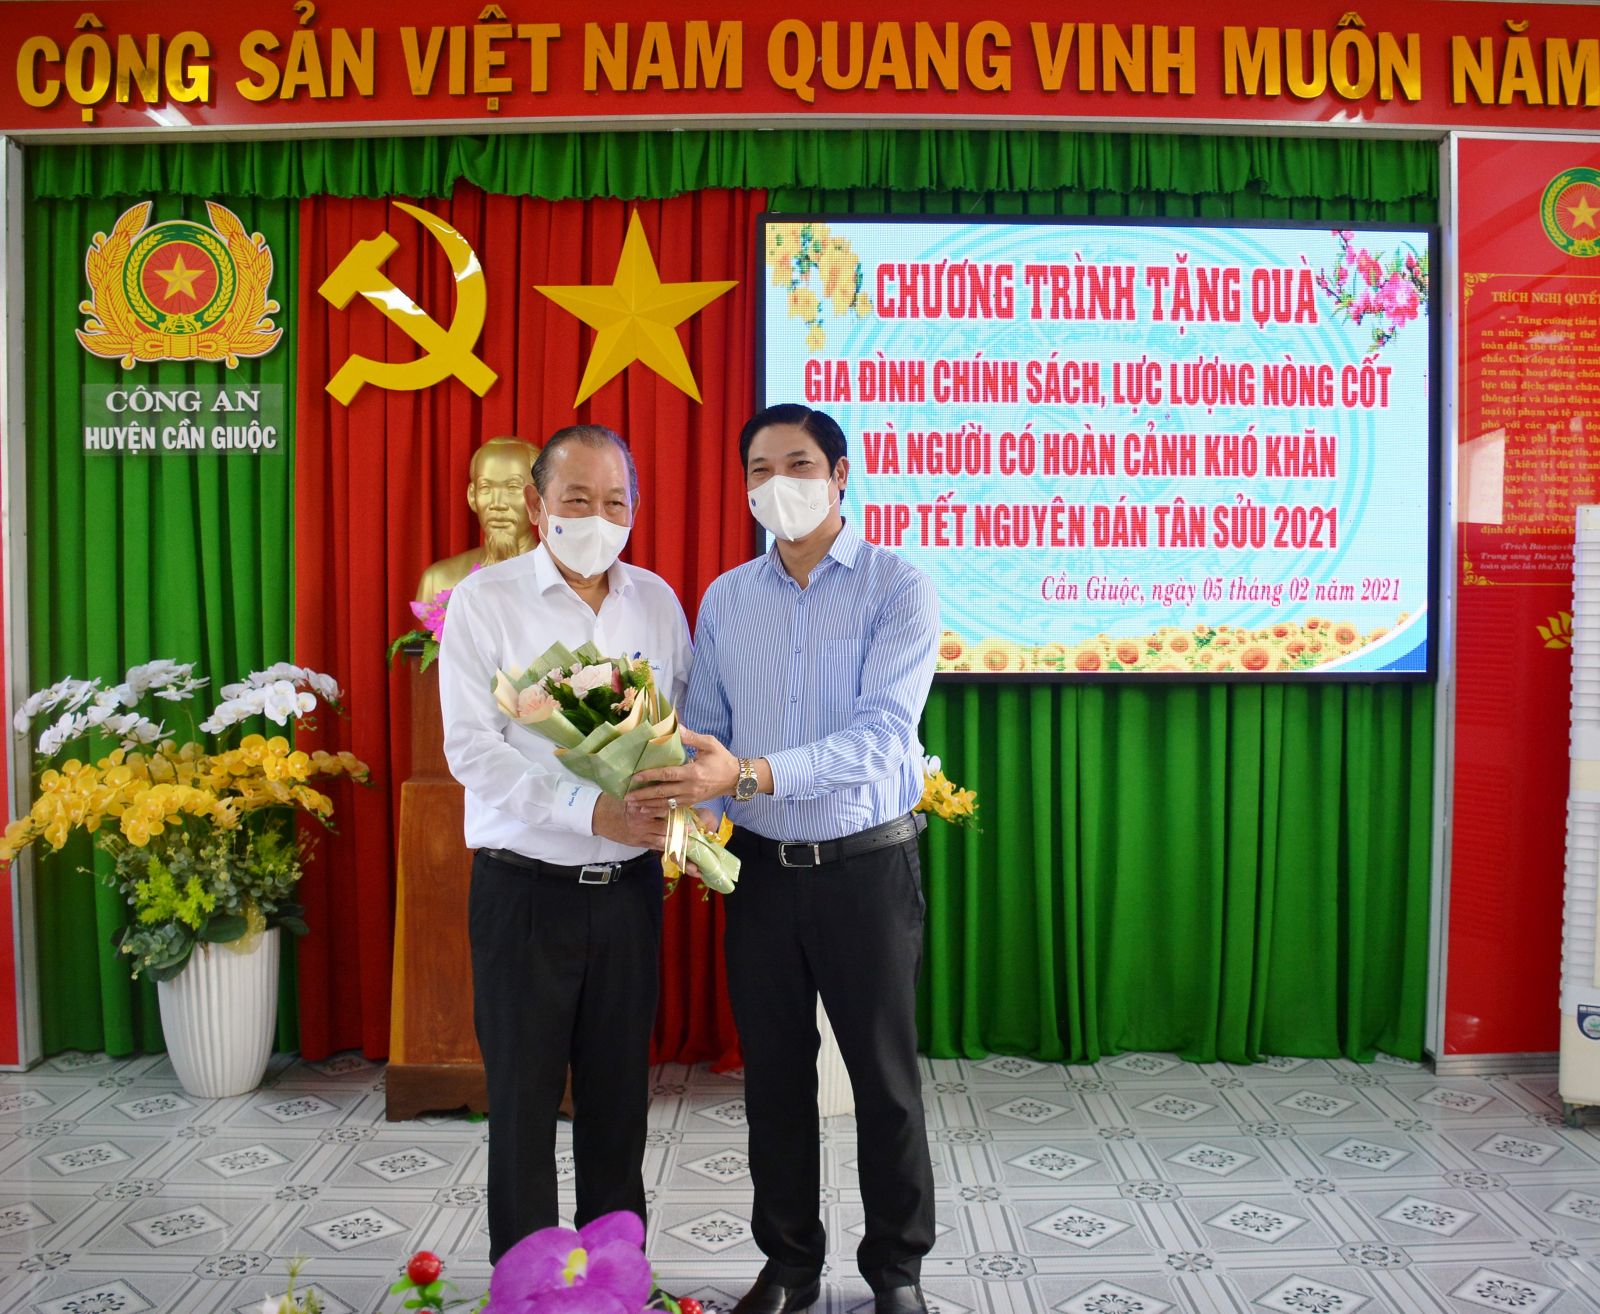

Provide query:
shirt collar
left=533, top=541, right=635, bottom=598
left=761, top=520, right=863, bottom=583
left=829, top=520, right=864, bottom=568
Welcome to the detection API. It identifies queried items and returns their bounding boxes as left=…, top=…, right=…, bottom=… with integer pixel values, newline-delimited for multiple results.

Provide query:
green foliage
left=387, top=629, right=440, bottom=671
left=105, top=819, right=313, bottom=979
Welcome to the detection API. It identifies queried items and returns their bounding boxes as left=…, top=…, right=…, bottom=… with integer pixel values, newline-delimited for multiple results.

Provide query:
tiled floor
left=2, top=1050, right=1599, bottom=1313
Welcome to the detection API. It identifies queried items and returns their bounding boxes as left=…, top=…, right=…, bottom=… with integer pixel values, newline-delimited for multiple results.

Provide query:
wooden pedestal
left=386, top=654, right=573, bottom=1121
left=387, top=657, right=486, bottom=1120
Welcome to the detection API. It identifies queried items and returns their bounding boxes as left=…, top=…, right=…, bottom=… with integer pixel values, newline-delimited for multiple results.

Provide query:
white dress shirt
left=438, top=543, right=692, bottom=863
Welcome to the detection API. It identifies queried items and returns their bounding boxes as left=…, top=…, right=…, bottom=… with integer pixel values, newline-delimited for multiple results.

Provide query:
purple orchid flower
left=484, top=1211, right=653, bottom=1314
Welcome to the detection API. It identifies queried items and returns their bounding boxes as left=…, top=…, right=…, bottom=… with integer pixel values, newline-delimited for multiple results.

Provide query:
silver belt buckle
left=579, top=863, right=617, bottom=885
left=779, top=842, right=822, bottom=868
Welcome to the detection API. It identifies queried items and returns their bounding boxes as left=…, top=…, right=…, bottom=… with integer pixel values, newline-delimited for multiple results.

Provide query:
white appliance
left=1559, top=505, right=1600, bottom=1116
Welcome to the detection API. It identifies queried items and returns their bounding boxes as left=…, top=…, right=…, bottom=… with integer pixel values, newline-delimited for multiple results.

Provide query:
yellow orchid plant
left=2, top=661, right=370, bottom=981
left=914, top=755, right=979, bottom=830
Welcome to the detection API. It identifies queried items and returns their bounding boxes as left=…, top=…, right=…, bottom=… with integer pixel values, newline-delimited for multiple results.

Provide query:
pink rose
left=516, top=684, right=558, bottom=720
left=567, top=663, right=616, bottom=698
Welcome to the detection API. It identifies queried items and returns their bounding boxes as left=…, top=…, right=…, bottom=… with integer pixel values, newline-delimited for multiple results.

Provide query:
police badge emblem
left=78, top=200, right=282, bottom=367
left=1540, top=167, right=1600, bottom=259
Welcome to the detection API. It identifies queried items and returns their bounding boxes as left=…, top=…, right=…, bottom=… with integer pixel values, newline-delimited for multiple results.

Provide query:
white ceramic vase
left=156, top=929, right=281, bottom=1099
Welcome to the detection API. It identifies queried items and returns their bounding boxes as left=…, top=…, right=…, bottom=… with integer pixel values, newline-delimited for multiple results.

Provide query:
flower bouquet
left=2, top=660, right=370, bottom=981
left=492, top=641, right=739, bottom=895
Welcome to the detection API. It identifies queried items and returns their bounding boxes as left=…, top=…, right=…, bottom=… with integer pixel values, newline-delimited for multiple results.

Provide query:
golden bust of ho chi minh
left=414, top=436, right=541, bottom=602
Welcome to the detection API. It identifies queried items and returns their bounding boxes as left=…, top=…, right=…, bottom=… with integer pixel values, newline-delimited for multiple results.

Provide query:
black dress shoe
left=874, top=1287, right=929, bottom=1314
left=731, top=1275, right=821, bottom=1314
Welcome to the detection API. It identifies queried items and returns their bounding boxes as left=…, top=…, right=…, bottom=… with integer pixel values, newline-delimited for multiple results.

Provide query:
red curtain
left=292, top=186, right=762, bottom=1064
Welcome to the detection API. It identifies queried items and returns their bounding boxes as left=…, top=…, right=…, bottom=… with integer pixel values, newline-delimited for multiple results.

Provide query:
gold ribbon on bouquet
left=664, top=803, right=691, bottom=876
left=661, top=804, right=737, bottom=896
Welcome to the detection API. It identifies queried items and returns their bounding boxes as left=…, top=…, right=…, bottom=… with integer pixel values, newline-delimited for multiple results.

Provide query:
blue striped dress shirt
left=681, top=521, right=940, bottom=843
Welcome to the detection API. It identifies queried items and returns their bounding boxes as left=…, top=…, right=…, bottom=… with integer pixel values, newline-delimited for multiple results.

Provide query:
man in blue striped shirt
left=630, top=404, right=939, bottom=1314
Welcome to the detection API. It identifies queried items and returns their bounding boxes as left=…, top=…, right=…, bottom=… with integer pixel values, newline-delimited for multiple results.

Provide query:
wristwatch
left=734, top=758, right=760, bottom=802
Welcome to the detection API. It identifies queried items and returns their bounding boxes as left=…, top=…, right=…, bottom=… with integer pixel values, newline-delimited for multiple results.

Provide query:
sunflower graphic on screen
left=938, top=615, right=1408, bottom=674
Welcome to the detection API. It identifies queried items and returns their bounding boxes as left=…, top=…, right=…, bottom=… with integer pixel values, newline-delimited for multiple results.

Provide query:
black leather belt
left=481, top=849, right=656, bottom=885
left=737, top=813, right=926, bottom=869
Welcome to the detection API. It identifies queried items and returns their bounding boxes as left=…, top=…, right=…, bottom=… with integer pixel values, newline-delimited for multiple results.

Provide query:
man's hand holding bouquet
left=492, top=641, right=738, bottom=895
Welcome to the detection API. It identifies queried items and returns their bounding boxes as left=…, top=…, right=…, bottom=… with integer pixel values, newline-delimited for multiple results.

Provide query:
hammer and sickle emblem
left=318, top=201, right=498, bottom=405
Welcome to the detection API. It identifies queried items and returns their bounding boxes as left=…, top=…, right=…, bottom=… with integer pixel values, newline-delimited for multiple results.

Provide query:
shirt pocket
left=819, top=636, right=863, bottom=701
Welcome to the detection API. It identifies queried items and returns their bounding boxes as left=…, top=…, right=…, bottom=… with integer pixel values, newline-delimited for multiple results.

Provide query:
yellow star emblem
left=1567, top=194, right=1599, bottom=230
left=156, top=251, right=205, bottom=301
left=536, top=210, right=737, bottom=407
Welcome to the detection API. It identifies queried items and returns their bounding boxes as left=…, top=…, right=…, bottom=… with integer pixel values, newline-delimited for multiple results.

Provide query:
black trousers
left=723, top=831, right=935, bottom=1292
left=468, top=850, right=663, bottom=1264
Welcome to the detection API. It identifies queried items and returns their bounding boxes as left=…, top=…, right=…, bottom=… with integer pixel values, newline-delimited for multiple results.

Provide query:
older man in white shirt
left=438, top=424, right=691, bottom=1263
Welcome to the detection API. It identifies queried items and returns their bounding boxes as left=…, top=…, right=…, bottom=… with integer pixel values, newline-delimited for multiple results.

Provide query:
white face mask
left=542, top=508, right=631, bottom=579
left=749, top=475, right=835, bottom=542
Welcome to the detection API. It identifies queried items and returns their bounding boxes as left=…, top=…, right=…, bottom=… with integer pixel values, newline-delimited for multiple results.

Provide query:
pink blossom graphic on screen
left=1316, top=231, right=1429, bottom=356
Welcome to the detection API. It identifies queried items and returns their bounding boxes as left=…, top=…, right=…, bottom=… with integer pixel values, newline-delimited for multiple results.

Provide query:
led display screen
left=759, top=215, right=1438, bottom=678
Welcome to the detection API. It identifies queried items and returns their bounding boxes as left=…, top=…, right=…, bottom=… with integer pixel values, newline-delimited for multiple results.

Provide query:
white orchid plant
left=5, top=659, right=369, bottom=980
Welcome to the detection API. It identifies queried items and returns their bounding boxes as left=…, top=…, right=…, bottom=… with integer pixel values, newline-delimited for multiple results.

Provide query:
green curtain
left=29, top=130, right=1438, bottom=208
left=24, top=129, right=1437, bottom=1063
left=23, top=194, right=299, bottom=1054
left=918, top=683, right=1433, bottom=1064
